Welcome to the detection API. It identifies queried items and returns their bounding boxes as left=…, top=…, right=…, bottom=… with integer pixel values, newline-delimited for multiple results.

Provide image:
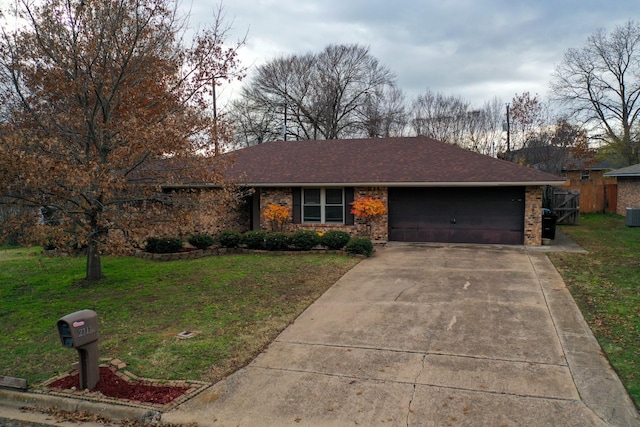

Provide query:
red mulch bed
left=48, top=367, right=188, bottom=405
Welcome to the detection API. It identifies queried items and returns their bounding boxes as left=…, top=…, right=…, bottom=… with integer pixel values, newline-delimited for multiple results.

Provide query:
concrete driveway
left=163, top=243, right=639, bottom=426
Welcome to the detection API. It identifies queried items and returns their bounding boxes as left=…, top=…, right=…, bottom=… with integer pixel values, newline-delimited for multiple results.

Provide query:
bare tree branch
left=551, top=20, right=640, bottom=165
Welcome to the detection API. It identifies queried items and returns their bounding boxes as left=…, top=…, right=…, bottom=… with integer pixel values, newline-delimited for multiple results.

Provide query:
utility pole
left=505, top=103, right=511, bottom=153
left=212, top=79, right=220, bottom=155
left=282, top=100, right=287, bottom=141
left=282, top=82, right=288, bottom=141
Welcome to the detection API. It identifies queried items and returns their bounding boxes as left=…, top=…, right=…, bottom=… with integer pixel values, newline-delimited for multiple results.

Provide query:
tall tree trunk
left=86, top=239, right=103, bottom=281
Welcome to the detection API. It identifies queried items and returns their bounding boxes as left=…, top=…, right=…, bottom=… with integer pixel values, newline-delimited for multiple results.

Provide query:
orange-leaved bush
left=263, top=204, right=291, bottom=231
left=350, top=196, right=387, bottom=219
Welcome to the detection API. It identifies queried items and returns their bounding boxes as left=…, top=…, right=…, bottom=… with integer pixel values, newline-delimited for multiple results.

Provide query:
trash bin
left=542, top=208, right=558, bottom=240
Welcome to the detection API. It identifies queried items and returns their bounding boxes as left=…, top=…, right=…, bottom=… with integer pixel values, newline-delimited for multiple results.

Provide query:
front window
left=303, top=188, right=344, bottom=223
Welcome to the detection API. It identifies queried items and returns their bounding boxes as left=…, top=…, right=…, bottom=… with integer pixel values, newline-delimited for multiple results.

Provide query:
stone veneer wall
left=259, top=187, right=389, bottom=241
left=524, top=186, right=543, bottom=246
left=615, top=178, right=640, bottom=216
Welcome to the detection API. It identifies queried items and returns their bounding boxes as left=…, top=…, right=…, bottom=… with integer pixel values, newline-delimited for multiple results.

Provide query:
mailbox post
left=57, top=310, right=100, bottom=390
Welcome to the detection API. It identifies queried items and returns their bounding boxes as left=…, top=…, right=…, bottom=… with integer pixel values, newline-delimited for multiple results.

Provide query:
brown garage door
left=388, top=187, right=525, bottom=244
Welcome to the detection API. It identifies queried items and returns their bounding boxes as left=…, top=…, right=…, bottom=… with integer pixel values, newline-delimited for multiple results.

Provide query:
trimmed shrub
left=218, top=230, right=242, bottom=248
left=188, top=233, right=215, bottom=250
left=289, top=230, right=320, bottom=251
left=345, top=237, right=374, bottom=257
left=43, top=238, right=56, bottom=250
left=320, top=230, right=351, bottom=250
left=145, top=237, right=183, bottom=254
left=265, top=232, right=290, bottom=251
left=242, top=230, right=267, bottom=249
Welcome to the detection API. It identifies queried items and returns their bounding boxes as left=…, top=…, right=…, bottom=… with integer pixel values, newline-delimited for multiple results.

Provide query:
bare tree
left=232, top=44, right=397, bottom=141
left=466, top=97, right=504, bottom=156
left=551, top=20, right=640, bottom=165
left=361, top=86, right=408, bottom=138
left=229, top=92, right=282, bottom=147
left=410, top=90, right=470, bottom=146
left=408, top=90, right=509, bottom=155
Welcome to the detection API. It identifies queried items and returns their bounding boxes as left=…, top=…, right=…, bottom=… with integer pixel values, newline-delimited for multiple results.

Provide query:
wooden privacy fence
left=545, top=187, right=580, bottom=224
left=571, top=182, right=617, bottom=214
left=559, top=172, right=617, bottom=214
left=605, top=184, right=618, bottom=214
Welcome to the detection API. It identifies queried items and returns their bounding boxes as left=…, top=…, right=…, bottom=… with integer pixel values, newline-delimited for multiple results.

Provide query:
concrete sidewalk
left=160, top=243, right=638, bottom=426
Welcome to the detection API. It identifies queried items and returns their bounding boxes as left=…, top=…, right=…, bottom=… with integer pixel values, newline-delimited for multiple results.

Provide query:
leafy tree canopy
left=0, top=0, right=245, bottom=280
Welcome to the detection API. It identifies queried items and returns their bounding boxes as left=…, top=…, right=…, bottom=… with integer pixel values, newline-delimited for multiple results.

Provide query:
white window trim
left=302, top=188, right=345, bottom=224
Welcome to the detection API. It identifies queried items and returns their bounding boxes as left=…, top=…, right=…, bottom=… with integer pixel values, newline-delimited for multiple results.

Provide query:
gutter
left=162, top=180, right=566, bottom=189
left=603, top=173, right=640, bottom=177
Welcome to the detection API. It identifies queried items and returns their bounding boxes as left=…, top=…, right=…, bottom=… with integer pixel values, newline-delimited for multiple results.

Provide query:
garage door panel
left=394, top=215, right=451, bottom=228
left=388, top=187, right=525, bottom=245
left=452, top=228, right=523, bottom=245
left=455, top=213, right=522, bottom=230
left=389, top=226, right=453, bottom=242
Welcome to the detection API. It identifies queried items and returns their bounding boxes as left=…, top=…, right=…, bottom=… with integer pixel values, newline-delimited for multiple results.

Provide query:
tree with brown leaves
left=509, top=91, right=547, bottom=152
left=0, top=0, right=245, bottom=281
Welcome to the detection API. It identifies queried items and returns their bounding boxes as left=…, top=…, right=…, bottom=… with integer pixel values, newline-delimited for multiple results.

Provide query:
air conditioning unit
left=626, top=207, right=640, bottom=227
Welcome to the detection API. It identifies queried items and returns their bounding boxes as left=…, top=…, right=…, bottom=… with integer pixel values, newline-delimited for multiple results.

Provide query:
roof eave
left=603, top=173, right=640, bottom=177
left=235, top=180, right=566, bottom=187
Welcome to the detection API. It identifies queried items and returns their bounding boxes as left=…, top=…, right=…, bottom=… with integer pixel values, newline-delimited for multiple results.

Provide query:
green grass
left=0, top=248, right=360, bottom=386
left=549, top=213, right=640, bottom=406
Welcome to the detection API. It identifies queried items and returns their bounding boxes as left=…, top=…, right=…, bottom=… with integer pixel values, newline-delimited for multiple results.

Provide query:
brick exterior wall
left=257, top=186, right=544, bottom=246
left=221, top=196, right=252, bottom=232
left=353, top=187, right=388, bottom=241
left=259, top=188, right=294, bottom=231
left=524, top=186, right=543, bottom=246
left=130, top=188, right=251, bottom=247
left=616, top=178, right=640, bottom=215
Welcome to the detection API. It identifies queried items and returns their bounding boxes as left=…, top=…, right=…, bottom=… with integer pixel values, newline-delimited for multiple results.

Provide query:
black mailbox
left=57, top=309, right=100, bottom=390
left=57, top=309, right=99, bottom=348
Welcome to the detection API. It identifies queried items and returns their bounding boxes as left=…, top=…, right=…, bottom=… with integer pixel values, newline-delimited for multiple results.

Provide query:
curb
left=529, top=253, right=640, bottom=426
left=0, top=388, right=155, bottom=424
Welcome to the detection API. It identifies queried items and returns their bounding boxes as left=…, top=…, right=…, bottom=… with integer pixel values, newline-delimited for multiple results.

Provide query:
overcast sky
left=187, top=0, right=639, bottom=109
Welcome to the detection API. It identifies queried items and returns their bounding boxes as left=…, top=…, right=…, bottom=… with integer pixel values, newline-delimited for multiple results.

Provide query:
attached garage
left=388, top=187, right=525, bottom=244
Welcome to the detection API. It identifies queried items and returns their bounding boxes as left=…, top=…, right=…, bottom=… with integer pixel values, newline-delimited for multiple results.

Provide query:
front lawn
left=0, top=248, right=360, bottom=386
left=549, top=214, right=640, bottom=407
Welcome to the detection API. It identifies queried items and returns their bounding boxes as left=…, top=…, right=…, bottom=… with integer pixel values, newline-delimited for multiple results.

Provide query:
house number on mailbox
left=76, top=326, right=92, bottom=338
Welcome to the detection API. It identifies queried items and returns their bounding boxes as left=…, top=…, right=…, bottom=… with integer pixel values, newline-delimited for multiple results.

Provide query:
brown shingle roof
left=220, top=136, right=564, bottom=186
